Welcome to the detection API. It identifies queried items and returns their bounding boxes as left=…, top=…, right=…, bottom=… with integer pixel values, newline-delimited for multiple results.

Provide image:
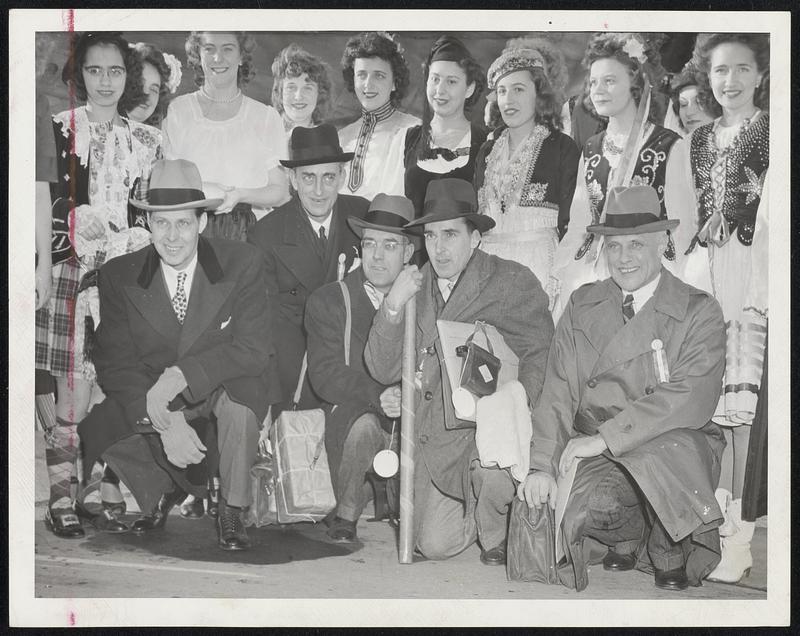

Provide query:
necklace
left=200, top=86, right=242, bottom=104
left=713, top=110, right=759, bottom=158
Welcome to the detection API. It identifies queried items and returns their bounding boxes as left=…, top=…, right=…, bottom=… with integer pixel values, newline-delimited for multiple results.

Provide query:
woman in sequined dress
left=685, top=33, right=770, bottom=585
left=550, top=32, right=696, bottom=322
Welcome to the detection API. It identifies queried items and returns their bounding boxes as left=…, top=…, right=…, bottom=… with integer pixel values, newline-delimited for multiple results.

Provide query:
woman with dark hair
left=551, top=32, right=696, bottom=321
left=474, top=46, right=580, bottom=309
left=684, top=33, right=770, bottom=584
left=35, top=32, right=161, bottom=537
left=270, top=43, right=332, bottom=132
left=338, top=31, right=420, bottom=201
left=126, top=42, right=183, bottom=128
left=665, top=60, right=719, bottom=136
left=402, top=35, right=486, bottom=218
left=162, top=32, right=289, bottom=240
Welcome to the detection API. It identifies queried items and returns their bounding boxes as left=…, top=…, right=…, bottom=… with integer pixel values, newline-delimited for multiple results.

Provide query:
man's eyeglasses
left=360, top=238, right=405, bottom=252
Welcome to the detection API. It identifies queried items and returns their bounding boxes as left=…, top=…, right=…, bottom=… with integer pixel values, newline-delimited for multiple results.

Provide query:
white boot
left=707, top=498, right=754, bottom=584
left=714, top=488, right=734, bottom=537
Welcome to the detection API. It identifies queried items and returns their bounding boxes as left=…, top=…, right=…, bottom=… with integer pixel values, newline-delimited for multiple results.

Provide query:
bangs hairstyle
left=341, top=31, right=411, bottom=108
left=270, top=44, right=333, bottom=125
left=122, top=42, right=174, bottom=127
left=185, top=31, right=257, bottom=88
left=669, top=63, right=721, bottom=125
left=61, top=32, right=146, bottom=111
left=491, top=66, right=563, bottom=133
left=693, top=33, right=770, bottom=111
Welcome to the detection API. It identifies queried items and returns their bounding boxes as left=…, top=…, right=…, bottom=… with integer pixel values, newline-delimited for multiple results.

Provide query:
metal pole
left=398, top=294, right=416, bottom=563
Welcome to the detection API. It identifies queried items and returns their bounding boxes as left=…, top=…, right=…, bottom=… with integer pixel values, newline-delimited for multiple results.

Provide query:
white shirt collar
left=622, top=272, right=661, bottom=314
left=306, top=211, right=333, bottom=237
left=437, top=273, right=460, bottom=302
left=161, top=251, right=199, bottom=302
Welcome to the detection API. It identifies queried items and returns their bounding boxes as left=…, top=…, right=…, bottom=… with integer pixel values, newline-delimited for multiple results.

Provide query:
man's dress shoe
left=44, top=506, right=85, bottom=539
left=75, top=503, right=129, bottom=533
left=602, top=551, right=638, bottom=572
left=326, top=517, right=357, bottom=543
left=131, top=489, right=185, bottom=535
left=206, top=483, right=220, bottom=519
left=480, top=541, right=507, bottom=566
left=217, top=505, right=250, bottom=551
left=654, top=567, right=689, bottom=591
left=180, top=497, right=205, bottom=519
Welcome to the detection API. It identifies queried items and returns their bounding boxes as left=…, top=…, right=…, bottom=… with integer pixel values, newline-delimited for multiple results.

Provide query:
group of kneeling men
left=78, top=123, right=727, bottom=592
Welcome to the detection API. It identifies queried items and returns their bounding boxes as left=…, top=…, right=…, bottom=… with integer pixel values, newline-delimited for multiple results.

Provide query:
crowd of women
left=34, top=28, right=769, bottom=587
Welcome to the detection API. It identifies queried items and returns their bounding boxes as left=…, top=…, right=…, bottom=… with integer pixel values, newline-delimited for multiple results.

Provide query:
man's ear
left=403, top=240, right=415, bottom=264
left=198, top=211, right=208, bottom=234
left=288, top=169, right=298, bottom=192
left=470, top=229, right=481, bottom=249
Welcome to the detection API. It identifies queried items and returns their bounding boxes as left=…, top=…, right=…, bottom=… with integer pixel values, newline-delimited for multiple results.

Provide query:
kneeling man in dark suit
left=78, top=159, right=276, bottom=551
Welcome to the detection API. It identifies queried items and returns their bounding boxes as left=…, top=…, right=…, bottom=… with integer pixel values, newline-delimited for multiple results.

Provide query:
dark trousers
left=585, top=461, right=685, bottom=571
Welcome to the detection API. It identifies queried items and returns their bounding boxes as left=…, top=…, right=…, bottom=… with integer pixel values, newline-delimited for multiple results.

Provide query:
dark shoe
left=206, top=481, right=220, bottom=519
left=131, top=488, right=185, bottom=535
left=102, top=500, right=127, bottom=517
left=602, top=550, right=638, bottom=572
left=654, top=566, right=690, bottom=591
left=480, top=541, right=507, bottom=566
left=217, top=503, right=250, bottom=551
left=326, top=517, right=357, bottom=543
left=44, top=506, right=85, bottom=539
left=75, top=503, right=129, bottom=533
left=180, top=497, right=205, bottom=519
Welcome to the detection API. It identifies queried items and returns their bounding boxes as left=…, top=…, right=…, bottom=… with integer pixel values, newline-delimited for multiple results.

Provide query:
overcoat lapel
left=125, top=246, right=181, bottom=343
left=345, top=269, right=376, bottom=343
left=439, top=251, right=490, bottom=323
left=273, top=199, right=327, bottom=292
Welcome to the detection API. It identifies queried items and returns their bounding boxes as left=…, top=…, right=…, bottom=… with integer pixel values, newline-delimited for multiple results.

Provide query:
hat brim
left=587, top=218, right=680, bottom=236
left=280, top=152, right=355, bottom=168
left=404, top=211, right=496, bottom=235
left=129, top=197, right=225, bottom=212
left=348, top=216, right=421, bottom=249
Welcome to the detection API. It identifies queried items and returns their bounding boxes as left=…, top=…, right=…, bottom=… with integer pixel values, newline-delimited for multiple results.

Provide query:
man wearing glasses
left=304, top=194, right=416, bottom=543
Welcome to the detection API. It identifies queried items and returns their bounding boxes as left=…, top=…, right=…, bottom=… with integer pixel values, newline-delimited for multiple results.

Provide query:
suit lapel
left=124, top=271, right=181, bottom=344
left=324, top=201, right=357, bottom=282
left=273, top=199, right=326, bottom=292
left=439, top=251, right=489, bottom=322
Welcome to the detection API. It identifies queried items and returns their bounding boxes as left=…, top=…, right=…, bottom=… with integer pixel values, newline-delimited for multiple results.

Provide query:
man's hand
left=380, top=385, right=402, bottom=419
left=384, top=264, right=423, bottom=315
left=146, top=366, right=189, bottom=431
left=517, top=471, right=558, bottom=510
left=558, top=434, right=607, bottom=477
left=158, top=411, right=206, bottom=468
left=36, top=262, right=53, bottom=309
left=71, top=204, right=106, bottom=241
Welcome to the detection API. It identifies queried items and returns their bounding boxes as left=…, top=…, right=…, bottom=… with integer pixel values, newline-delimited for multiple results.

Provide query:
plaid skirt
left=35, top=256, right=97, bottom=381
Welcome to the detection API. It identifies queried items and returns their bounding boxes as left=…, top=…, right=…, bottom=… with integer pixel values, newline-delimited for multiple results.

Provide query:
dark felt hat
left=279, top=123, right=355, bottom=168
left=404, top=178, right=495, bottom=235
left=348, top=194, right=415, bottom=238
left=587, top=185, right=679, bottom=235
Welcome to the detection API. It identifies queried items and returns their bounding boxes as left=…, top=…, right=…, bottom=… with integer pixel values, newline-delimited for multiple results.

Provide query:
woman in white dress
left=270, top=43, right=332, bottom=133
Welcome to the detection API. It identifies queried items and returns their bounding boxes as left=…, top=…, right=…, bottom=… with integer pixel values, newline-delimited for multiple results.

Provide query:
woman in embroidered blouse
left=550, top=32, right=696, bottom=321
left=684, top=33, right=770, bottom=585
left=126, top=42, right=183, bottom=128
left=474, top=47, right=580, bottom=308
left=270, top=43, right=332, bottom=133
left=402, top=36, right=486, bottom=219
left=162, top=32, right=289, bottom=239
left=35, top=32, right=161, bottom=536
left=338, top=31, right=420, bottom=202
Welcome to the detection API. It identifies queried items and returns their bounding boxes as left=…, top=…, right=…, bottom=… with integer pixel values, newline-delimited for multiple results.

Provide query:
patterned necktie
left=347, top=102, right=395, bottom=193
left=172, top=271, right=188, bottom=324
left=622, top=293, right=635, bottom=323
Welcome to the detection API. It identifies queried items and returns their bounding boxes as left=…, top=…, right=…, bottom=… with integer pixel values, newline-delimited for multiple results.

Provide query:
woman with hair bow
left=126, top=42, right=183, bottom=128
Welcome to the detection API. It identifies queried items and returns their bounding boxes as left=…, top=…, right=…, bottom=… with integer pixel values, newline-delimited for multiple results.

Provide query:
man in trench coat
left=519, top=185, right=726, bottom=591
left=366, top=178, right=553, bottom=565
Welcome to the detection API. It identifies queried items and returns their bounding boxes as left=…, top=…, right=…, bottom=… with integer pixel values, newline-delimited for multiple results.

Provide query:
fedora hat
left=280, top=124, right=355, bottom=168
left=587, top=185, right=679, bottom=235
left=129, top=159, right=223, bottom=212
left=404, top=178, right=495, bottom=235
left=348, top=194, right=415, bottom=238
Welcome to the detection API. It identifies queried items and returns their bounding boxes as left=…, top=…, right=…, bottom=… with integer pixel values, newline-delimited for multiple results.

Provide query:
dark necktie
left=318, top=226, right=328, bottom=252
left=622, top=293, right=635, bottom=323
left=172, top=271, right=188, bottom=324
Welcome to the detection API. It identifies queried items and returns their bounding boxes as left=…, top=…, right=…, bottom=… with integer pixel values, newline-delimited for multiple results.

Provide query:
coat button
left=419, top=434, right=429, bottom=443
left=424, top=390, right=433, bottom=400
left=587, top=379, right=597, bottom=388
left=289, top=289, right=297, bottom=296
left=645, top=386, right=655, bottom=395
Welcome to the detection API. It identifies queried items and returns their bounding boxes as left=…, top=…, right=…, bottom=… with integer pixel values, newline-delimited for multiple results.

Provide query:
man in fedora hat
left=78, top=159, right=277, bottom=551
left=518, top=184, right=726, bottom=591
left=248, top=123, right=368, bottom=412
left=304, top=194, right=416, bottom=543
left=365, top=178, right=553, bottom=565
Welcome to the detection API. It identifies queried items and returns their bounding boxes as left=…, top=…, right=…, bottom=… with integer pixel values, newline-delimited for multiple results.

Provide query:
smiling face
left=82, top=43, right=126, bottom=111
left=495, top=69, right=537, bottom=131
left=423, top=218, right=480, bottom=281
left=677, top=85, right=713, bottom=133
left=589, top=57, right=636, bottom=119
left=150, top=209, right=208, bottom=271
left=360, top=228, right=414, bottom=293
left=605, top=232, right=666, bottom=292
left=128, top=61, right=161, bottom=123
left=353, top=56, right=395, bottom=112
left=709, top=42, right=762, bottom=117
left=199, top=32, right=241, bottom=89
left=281, top=72, right=319, bottom=125
left=426, top=60, right=474, bottom=120
left=289, top=162, right=346, bottom=221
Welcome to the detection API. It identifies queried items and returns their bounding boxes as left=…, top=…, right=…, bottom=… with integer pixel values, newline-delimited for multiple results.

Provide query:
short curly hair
left=185, top=31, right=257, bottom=88
left=669, top=61, right=721, bottom=130
left=123, top=42, right=173, bottom=127
left=693, top=33, right=770, bottom=111
left=61, top=32, right=145, bottom=111
left=341, top=31, right=411, bottom=108
left=490, top=66, right=563, bottom=133
left=270, top=43, right=333, bottom=125
left=502, top=36, right=569, bottom=102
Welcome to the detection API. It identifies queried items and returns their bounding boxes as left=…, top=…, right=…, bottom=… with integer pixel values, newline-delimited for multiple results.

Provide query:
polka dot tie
left=172, top=271, right=188, bottom=324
